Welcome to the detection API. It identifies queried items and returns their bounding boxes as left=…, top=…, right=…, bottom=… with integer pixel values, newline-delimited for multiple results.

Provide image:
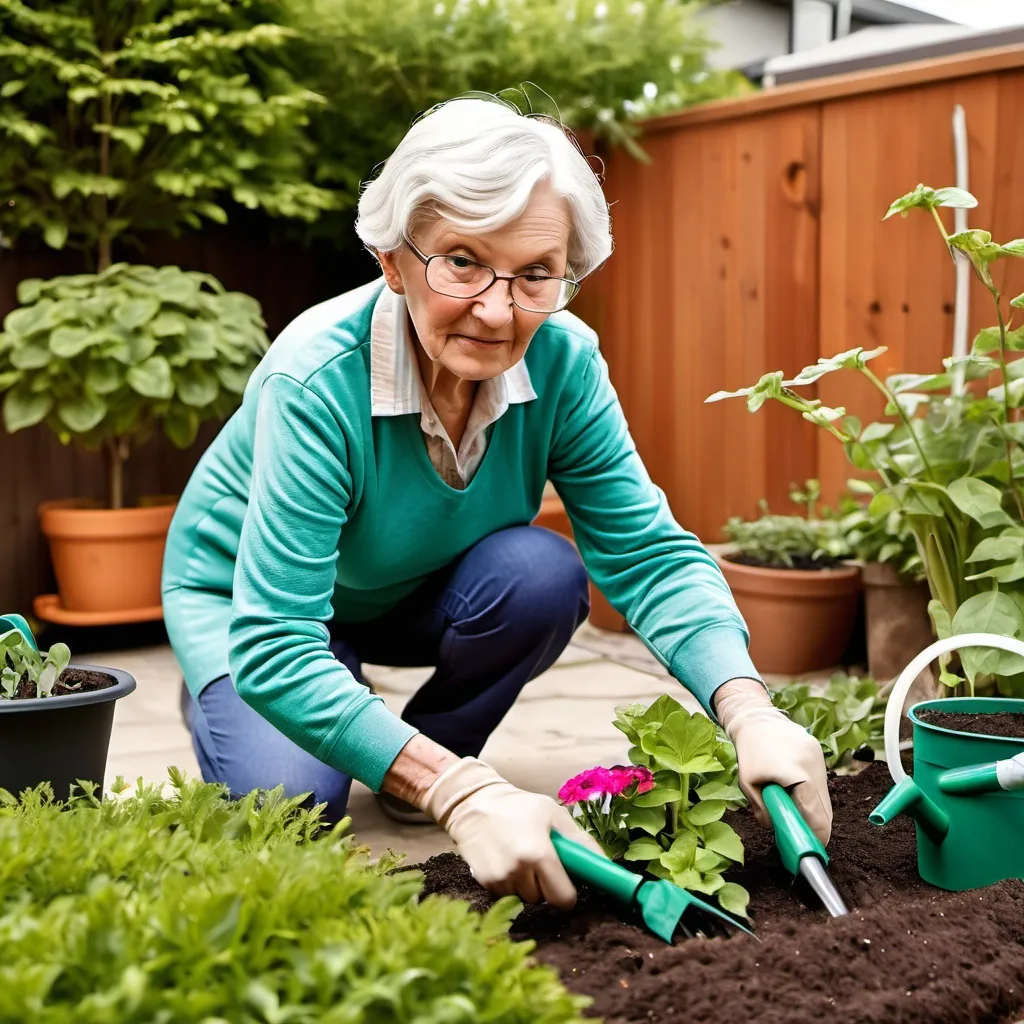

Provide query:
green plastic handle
left=550, top=831, right=642, bottom=907
left=0, top=613, right=37, bottom=652
left=762, top=783, right=828, bottom=877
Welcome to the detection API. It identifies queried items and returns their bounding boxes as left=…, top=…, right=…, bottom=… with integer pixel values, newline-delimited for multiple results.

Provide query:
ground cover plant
left=0, top=773, right=588, bottom=1023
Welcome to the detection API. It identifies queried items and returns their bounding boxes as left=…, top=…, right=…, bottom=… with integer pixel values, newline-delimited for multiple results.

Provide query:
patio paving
left=101, top=623, right=825, bottom=866
left=101, top=625, right=698, bottom=865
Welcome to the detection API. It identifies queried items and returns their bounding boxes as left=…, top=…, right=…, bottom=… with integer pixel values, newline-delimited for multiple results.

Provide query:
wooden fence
left=575, top=42, right=1024, bottom=539
left=3, top=43, right=1024, bottom=612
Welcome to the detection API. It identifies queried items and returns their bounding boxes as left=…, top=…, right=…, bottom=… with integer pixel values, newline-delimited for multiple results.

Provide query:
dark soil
left=917, top=710, right=1024, bottom=740
left=12, top=668, right=117, bottom=701
left=415, top=764, right=1024, bottom=1024
left=727, top=553, right=845, bottom=571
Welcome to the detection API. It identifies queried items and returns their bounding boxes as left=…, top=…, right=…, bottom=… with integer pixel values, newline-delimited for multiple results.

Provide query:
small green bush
left=724, top=481, right=852, bottom=570
left=0, top=773, right=588, bottom=1024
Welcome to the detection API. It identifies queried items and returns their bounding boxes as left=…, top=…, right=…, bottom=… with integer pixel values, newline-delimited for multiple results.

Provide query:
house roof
left=761, top=21, right=1024, bottom=83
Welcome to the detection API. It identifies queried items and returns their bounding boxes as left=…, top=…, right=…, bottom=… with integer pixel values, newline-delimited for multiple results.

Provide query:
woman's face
left=378, top=183, right=572, bottom=382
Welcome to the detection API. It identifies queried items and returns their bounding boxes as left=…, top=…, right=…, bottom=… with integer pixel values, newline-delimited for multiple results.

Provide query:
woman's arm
left=229, top=370, right=418, bottom=791
left=547, top=345, right=759, bottom=715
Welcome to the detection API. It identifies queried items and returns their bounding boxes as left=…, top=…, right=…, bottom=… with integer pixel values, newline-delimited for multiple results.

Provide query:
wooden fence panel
left=589, top=106, right=822, bottom=540
left=815, top=66, right=1024, bottom=503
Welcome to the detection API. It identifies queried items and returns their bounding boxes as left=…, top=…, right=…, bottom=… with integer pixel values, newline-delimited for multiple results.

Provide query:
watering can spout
left=869, top=776, right=950, bottom=844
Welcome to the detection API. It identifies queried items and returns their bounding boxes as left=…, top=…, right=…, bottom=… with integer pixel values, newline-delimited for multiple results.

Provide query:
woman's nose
left=472, top=278, right=514, bottom=327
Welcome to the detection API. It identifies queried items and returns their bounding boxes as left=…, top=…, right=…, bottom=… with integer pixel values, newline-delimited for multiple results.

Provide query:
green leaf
left=952, top=592, right=1024, bottom=680
left=215, top=363, right=252, bottom=394
left=10, top=343, right=51, bottom=369
left=176, top=366, right=220, bottom=407
left=701, top=820, right=744, bottom=863
left=114, top=297, right=160, bottom=332
left=15, top=279, right=44, bottom=305
left=622, top=805, right=666, bottom=836
left=85, top=360, right=125, bottom=395
left=150, top=312, right=189, bottom=337
left=58, top=394, right=107, bottom=433
left=127, top=356, right=173, bottom=399
left=0, top=80, right=25, bottom=98
left=3, top=389, right=52, bottom=432
left=640, top=709, right=720, bottom=774
left=717, top=881, right=751, bottom=918
left=1002, top=239, right=1024, bottom=257
left=43, top=222, right=68, bottom=250
left=1012, top=293, right=1024, bottom=310
left=791, top=347, right=886, bottom=385
left=685, top=800, right=727, bottom=826
left=633, top=788, right=682, bottom=807
left=623, top=837, right=662, bottom=862
left=705, top=370, right=785, bottom=412
left=49, top=326, right=95, bottom=358
left=966, top=533, right=1024, bottom=565
left=163, top=406, right=200, bottom=449
left=659, top=831, right=698, bottom=875
left=947, top=477, right=1015, bottom=529
left=931, top=186, right=979, bottom=210
left=694, top=779, right=744, bottom=802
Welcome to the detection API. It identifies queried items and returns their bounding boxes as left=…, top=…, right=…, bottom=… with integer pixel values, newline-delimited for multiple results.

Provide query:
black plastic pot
left=0, top=664, right=136, bottom=800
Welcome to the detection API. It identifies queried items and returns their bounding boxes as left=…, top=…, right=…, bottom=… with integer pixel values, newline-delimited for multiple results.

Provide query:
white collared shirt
left=369, top=285, right=536, bottom=489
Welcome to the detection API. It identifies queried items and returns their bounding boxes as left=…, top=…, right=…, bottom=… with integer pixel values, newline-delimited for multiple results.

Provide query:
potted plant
left=707, top=185, right=1024, bottom=698
left=714, top=479, right=862, bottom=675
left=0, top=0, right=336, bottom=621
left=0, top=612, right=135, bottom=799
left=0, top=265, right=269, bottom=618
left=840, top=485, right=936, bottom=686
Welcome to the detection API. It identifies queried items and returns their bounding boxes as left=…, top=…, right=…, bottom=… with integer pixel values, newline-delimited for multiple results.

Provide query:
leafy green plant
left=706, top=185, right=1024, bottom=696
left=838, top=484, right=923, bottom=579
left=771, top=673, right=885, bottom=771
left=0, top=772, right=588, bottom=1023
left=281, top=0, right=751, bottom=246
left=560, top=695, right=749, bottom=918
left=724, top=479, right=852, bottom=569
left=0, top=264, right=268, bottom=508
left=0, top=628, right=70, bottom=700
left=0, top=0, right=336, bottom=265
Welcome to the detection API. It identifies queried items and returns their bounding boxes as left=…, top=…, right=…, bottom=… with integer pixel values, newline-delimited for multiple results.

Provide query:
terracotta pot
left=861, top=562, right=936, bottom=681
left=714, top=552, right=863, bottom=675
left=38, top=499, right=177, bottom=614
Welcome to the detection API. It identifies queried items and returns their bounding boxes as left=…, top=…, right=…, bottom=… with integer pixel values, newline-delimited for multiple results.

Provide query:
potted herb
left=715, top=480, right=861, bottom=675
left=0, top=0, right=335, bottom=621
left=0, top=613, right=135, bottom=799
left=707, top=185, right=1024, bottom=697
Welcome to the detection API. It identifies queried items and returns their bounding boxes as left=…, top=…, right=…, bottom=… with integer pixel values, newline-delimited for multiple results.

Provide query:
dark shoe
left=375, top=791, right=433, bottom=826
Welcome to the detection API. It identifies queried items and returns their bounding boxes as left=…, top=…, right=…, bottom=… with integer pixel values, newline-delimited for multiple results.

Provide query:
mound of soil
left=917, top=710, right=1024, bottom=739
left=12, top=668, right=116, bottom=701
left=416, top=764, right=1024, bottom=1024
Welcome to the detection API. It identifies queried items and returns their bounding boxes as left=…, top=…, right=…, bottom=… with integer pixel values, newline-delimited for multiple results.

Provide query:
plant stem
left=991, top=291, right=1024, bottom=519
left=862, top=366, right=936, bottom=481
left=105, top=437, right=129, bottom=510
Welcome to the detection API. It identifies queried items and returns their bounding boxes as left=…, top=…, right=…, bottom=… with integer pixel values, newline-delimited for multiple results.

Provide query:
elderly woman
left=163, top=95, right=831, bottom=910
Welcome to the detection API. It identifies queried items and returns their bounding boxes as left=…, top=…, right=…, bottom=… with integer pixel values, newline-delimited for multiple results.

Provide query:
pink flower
left=558, top=765, right=655, bottom=805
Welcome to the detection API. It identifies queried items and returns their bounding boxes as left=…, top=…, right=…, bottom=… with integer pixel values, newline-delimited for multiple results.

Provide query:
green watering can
left=870, top=632, right=1024, bottom=891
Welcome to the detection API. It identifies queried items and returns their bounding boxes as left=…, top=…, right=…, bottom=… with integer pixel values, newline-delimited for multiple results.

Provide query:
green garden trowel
left=550, top=830, right=754, bottom=942
left=762, top=783, right=849, bottom=917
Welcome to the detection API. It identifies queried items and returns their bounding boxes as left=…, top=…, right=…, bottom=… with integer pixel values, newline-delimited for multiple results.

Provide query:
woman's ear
left=376, top=248, right=406, bottom=295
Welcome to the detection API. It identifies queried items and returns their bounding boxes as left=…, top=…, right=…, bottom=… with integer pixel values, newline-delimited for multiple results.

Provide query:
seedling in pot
left=0, top=629, right=72, bottom=700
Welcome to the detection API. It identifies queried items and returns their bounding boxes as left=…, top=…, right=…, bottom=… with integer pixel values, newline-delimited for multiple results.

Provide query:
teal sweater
left=162, top=278, right=758, bottom=792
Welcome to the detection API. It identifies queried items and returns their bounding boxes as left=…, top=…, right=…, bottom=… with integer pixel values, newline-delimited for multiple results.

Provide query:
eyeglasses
left=404, top=236, right=580, bottom=314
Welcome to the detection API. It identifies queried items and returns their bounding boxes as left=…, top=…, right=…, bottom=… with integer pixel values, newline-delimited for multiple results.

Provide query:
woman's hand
left=714, top=678, right=832, bottom=845
left=383, top=739, right=603, bottom=908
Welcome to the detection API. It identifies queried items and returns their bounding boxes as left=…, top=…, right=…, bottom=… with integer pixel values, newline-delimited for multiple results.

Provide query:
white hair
left=355, top=96, right=613, bottom=279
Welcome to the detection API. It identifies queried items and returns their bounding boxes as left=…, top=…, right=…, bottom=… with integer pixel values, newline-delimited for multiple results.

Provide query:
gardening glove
left=423, top=756, right=606, bottom=910
left=715, top=682, right=833, bottom=846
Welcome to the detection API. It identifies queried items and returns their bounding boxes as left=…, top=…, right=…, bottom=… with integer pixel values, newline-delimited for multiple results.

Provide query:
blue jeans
left=183, top=526, right=590, bottom=821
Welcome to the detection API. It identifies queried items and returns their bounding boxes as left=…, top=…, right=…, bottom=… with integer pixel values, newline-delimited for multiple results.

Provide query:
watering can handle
left=883, top=631, right=1024, bottom=786
left=0, top=613, right=37, bottom=652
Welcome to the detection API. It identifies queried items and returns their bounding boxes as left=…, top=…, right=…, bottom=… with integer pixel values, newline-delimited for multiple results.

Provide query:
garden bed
left=416, top=763, right=1024, bottom=1024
